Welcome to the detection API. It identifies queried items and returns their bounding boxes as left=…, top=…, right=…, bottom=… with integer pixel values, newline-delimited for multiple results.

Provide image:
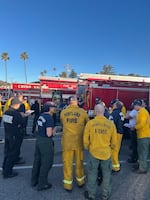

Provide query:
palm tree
left=1, top=52, right=10, bottom=83
left=21, top=52, right=28, bottom=83
left=40, top=70, right=47, bottom=76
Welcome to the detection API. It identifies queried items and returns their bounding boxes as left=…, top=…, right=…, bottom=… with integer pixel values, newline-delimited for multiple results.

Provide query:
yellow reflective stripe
left=112, top=164, right=120, bottom=168
left=63, top=179, right=73, bottom=185
left=76, top=175, right=86, bottom=182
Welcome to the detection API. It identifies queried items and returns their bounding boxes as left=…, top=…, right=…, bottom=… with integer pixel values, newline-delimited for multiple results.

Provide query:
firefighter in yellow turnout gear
left=83, top=104, right=117, bottom=200
left=133, top=99, right=150, bottom=173
left=60, top=96, right=89, bottom=191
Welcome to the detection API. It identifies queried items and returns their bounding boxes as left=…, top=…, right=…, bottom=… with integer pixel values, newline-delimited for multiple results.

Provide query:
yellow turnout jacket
left=0, top=102, right=3, bottom=117
left=135, top=107, right=150, bottom=139
left=84, top=115, right=117, bottom=160
left=60, top=105, right=89, bottom=151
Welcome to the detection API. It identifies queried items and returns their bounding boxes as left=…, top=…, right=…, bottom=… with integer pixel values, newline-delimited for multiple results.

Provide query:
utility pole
left=65, top=64, right=71, bottom=78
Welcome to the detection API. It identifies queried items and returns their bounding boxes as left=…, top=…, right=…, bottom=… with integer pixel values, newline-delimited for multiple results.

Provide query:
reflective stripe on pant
left=62, top=149, right=85, bottom=190
left=112, top=133, right=123, bottom=171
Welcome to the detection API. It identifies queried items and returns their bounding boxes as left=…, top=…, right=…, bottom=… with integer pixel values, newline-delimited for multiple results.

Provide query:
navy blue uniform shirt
left=37, top=113, right=54, bottom=137
left=3, top=107, right=24, bottom=137
left=109, top=108, right=124, bottom=134
left=17, top=103, right=25, bottom=113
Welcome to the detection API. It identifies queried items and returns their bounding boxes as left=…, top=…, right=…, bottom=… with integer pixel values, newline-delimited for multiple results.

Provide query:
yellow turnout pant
left=112, top=133, right=123, bottom=171
left=62, top=149, right=85, bottom=190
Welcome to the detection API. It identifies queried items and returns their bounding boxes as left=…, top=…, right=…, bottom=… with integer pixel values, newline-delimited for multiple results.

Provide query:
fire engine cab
left=78, top=73, right=150, bottom=111
left=39, top=76, right=78, bottom=104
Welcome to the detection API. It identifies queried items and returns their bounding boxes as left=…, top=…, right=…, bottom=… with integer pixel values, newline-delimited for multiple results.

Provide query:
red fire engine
left=78, top=73, right=150, bottom=111
left=0, top=78, right=77, bottom=105
left=1, top=74, right=150, bottom=111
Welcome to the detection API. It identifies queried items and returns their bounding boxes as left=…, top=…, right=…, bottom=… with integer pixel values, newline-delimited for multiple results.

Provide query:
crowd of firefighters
left=0, top=92, right=150, bottom=200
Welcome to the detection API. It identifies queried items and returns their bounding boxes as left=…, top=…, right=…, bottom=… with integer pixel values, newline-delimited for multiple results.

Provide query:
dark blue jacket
left=109, top=108, right=124, bottom=134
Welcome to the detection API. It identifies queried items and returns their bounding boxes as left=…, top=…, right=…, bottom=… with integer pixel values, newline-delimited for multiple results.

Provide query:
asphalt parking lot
left=0, top=116, right=150, bottom=200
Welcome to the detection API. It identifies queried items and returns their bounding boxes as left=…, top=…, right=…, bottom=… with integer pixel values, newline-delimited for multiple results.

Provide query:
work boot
left=127, top=158, right=137, bottom=163
left=132, top=163, right=139, bottom=171
left=64, top=189, right=72, bottom=193
left=3, top=172, right=18, bottom=179
left=15, top=158, right=26, bottom=165
left=134, top=169, right=147, bottom=174
left=37, top=183, right=52, bottom=191
left=84, top=191, right=95, bottom=200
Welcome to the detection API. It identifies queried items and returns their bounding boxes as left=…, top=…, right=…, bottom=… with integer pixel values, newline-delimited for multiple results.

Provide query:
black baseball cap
left=42, top=102, right=57, bottom=112
left=132, top=99, right=142, bottom=106
left=110, top=98, right=120, bottom=106
left=95, top=97, right=101, bottom=104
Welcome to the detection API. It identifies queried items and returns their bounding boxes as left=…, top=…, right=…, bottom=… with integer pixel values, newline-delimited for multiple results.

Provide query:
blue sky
left=0, top=0, right=150, bottom=83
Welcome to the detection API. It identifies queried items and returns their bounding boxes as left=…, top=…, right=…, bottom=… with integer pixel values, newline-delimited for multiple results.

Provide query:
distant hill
left=0, top=80, right=11, bottom=86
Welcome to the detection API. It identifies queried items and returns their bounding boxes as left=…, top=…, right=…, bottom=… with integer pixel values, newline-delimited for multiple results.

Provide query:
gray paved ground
left=0, top=116, right=150, bottom=200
